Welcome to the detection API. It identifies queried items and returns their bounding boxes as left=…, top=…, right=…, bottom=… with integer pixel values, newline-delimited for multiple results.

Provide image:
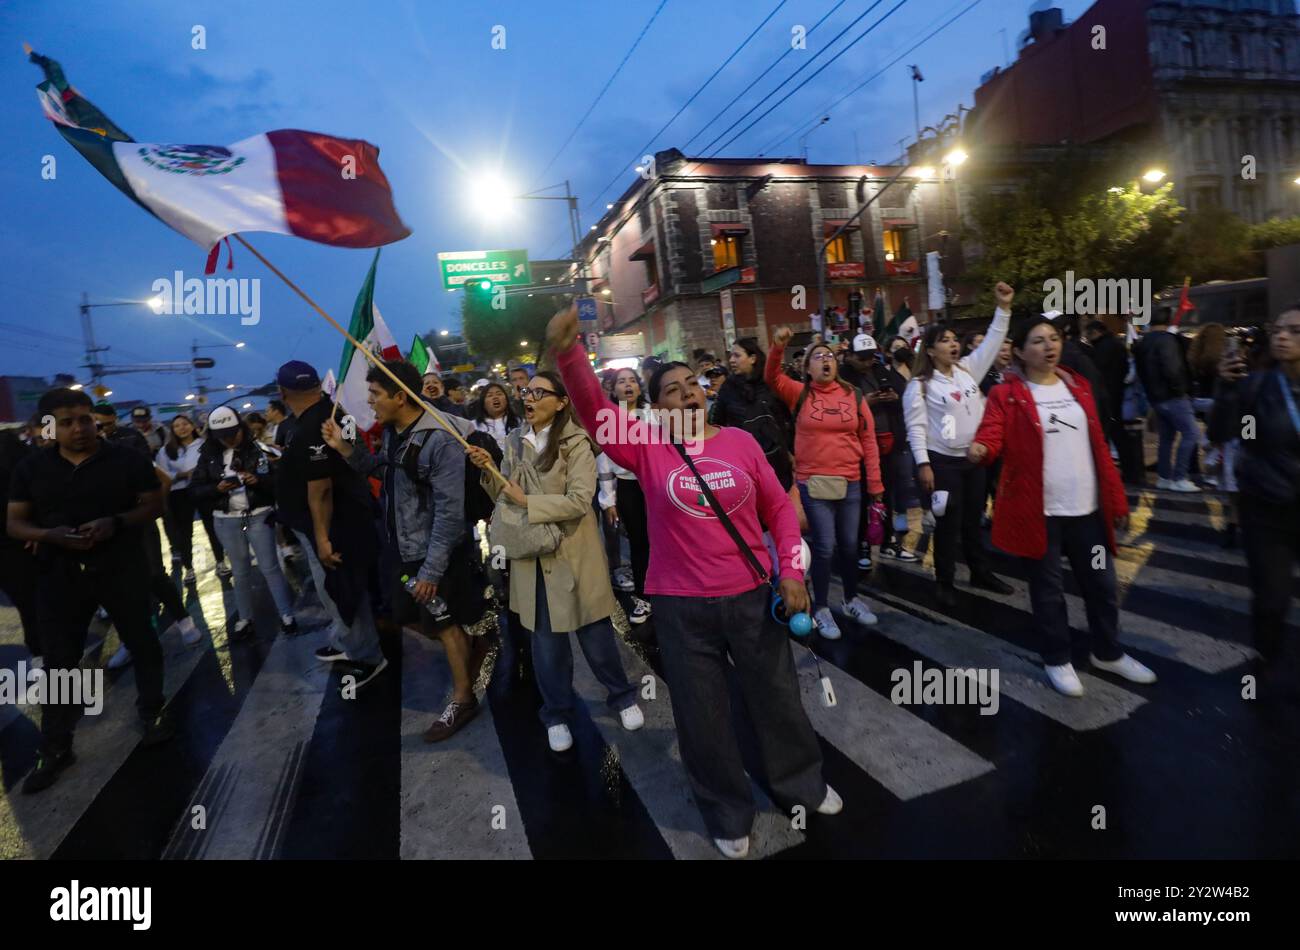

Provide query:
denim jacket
left=345, top=411, right=468, bottom=583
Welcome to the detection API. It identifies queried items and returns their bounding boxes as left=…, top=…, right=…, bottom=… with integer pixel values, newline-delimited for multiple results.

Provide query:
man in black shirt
left=7, top=388, right=173, bottom=793
left=130, top=405, right=168, bottom=455
left=94, top=402, right=151, bottom=456
left=274, top=361, right=385, bottom=691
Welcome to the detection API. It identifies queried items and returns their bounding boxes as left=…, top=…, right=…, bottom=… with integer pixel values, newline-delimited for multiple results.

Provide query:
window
left=643, top=254, right=658, bottom=288
left=826, top=233, right=850, bottom=264
left=712, top=234, right=741, bottom=270
left=1182, top=32, right=1197, bottom=70
left=1229, top=35, right=1243, bottom=70
left=882, top=229, right=904, bottom=262
left=1274, top=37, right=1286, bottom=73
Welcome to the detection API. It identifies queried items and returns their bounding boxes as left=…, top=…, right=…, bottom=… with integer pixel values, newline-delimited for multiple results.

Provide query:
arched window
left=1181, top=32, right=1197, bottom=70
left=1229, top=35, right=1243, bottom=70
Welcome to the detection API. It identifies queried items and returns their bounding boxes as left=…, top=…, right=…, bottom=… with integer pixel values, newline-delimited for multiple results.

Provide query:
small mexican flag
left=409, top=334, right=440, bottom=375
left=336, top=250, right=400, bottom=431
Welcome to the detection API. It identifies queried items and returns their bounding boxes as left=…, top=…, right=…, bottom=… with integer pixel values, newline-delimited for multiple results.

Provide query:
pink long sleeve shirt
left=558, top=342, right=803, bottom=597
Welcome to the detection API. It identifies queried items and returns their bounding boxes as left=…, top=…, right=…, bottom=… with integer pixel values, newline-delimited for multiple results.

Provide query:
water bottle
left=402, top=574, right=447, bottom=616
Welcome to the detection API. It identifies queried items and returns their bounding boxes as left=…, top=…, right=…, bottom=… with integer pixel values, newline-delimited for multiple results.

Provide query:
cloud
left=126, top=64, right=284, bottom=128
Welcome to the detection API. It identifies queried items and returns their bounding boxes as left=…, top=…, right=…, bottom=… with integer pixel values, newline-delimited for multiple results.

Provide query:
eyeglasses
left=808, top=353, right=836, bottom=363
left=523, top=388, right=558, bottom=402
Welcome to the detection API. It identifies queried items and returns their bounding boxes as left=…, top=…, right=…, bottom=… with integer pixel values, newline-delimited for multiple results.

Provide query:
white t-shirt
left=1028, top=379, right=1097, bottom=517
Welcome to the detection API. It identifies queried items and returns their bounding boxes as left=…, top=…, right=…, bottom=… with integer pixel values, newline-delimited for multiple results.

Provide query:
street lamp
left=800, top=116, right=830, bottom=161
left=1143, top=168, right=1167, bottom=183
left=943, top=147, right=968, bottom=168
left=440, top=329, right=449, bottom=336
left=468, top=175, right=583, bottom=266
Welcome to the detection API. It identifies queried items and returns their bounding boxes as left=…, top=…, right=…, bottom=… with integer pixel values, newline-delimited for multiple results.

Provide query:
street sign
left=192, top=357, right=215, bottom=368
left=597, top=333, right=645, bottom=360
left=437, top=250, right=531, bottom=290
left=576, top=297, right=599, bottom=322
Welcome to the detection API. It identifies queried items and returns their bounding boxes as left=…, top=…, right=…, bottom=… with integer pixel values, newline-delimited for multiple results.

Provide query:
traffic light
left=464, top=278, right=494, bottom=294
left=192, top=357, right=216, bottom=368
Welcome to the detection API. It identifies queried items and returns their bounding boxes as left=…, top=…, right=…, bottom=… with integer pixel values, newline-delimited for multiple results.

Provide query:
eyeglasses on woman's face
left=523, top=387, right=558, bottom=402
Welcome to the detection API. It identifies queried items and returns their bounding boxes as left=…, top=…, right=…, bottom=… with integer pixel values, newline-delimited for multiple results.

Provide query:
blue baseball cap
left=276, top=360, right=321, bottom=391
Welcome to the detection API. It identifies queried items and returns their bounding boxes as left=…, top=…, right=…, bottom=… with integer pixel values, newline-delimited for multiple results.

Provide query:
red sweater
left=765, top=342, right=884, bottom=494
left=974, top=367, right=1129, bottom=560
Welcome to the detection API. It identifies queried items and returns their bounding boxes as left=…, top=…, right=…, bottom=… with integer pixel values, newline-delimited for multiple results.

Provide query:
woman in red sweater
left=767, top=327, right=884, bottom=640
left=969, top=317, right=1156, bottom=697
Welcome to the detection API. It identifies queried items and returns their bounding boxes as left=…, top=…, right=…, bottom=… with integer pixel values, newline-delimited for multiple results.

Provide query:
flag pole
left=232, top=234, right=507, bottom=486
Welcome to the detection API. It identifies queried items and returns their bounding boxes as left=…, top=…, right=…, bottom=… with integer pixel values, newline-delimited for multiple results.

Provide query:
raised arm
left=959, top=282, right=1015, bottom=385
left=764, top=327, right=804, bottom=410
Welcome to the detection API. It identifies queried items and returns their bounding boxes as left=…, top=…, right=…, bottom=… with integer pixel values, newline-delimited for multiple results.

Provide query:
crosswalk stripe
left=572, top=636, right=804, bottom=859
left=400, top=629, right=531, bottom=860
left=879, top=557, right=1254, bottom=674
left=161, top=625, right=332, bottom=860
left=789, top=642, right=995, bottom=800
left=837, top=583, right=1148, bottom=731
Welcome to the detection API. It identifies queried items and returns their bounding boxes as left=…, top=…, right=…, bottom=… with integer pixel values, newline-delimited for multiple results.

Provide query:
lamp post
left=191, top=339, right=246, bottom=405
left=78, top=292, right=193, bottom=395
left=799, top=116, right=830, bottom=162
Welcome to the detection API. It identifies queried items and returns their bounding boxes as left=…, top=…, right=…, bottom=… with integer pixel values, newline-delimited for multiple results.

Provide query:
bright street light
left=1143, top=168, right=1167, bottom=183
left=185, top=393, right=195, bottom=400
left=103, top=390, right=112, bottom=397
left=439, top=329, right=449, bottom=336
left=148, top=295, right=165, bottom=314
left=520, top=340, right=529, bottom=347
left=226, top=384, right=235, bottom=390
left=943, top=148, right=968, bottom=167
left=234, top=342, right=245, bottom=348
left=70, top=383, right=83, bottom=390
left=915, top=166, right=936, bottom=179
left=471, top=174, right=518, bottom=216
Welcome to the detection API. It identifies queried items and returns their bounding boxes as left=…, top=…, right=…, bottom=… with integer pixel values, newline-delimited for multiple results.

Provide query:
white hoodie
left=903, top=307, right=1011, bottom=465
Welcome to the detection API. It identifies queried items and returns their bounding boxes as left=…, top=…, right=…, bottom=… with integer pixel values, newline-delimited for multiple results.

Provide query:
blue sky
left=0, top=0, right=1093, bottom=407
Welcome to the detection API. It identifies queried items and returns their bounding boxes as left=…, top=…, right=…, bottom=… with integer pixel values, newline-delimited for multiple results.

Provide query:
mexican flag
left=30, top=49, right=409, bottom=263
left=409, top=334, right=440, bottom=375
left=1172, top=276, right=1196, bottom=329
left=336, top=251, right=400, bottom=431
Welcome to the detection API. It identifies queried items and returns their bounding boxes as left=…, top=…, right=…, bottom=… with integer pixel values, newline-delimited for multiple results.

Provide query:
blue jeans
left=798, top=479, right=862, bottom=610
left=212, top=510, right=295, bottom=625
left=529, top=564, right=636, bottom=728
left=1153, top=396, right=1200, bottom=481
left=293, top=527, right=383, bottom=665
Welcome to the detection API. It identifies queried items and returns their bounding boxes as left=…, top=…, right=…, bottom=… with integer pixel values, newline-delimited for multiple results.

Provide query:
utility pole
left=909, top=65, right=924, bottom=150
left=817, top=166, right=914, bottom=316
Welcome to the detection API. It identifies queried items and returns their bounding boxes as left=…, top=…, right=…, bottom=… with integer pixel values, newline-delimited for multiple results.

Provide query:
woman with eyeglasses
left=189, top=406, right=298, bottom=641
left=156, top=414, right=228, bottom=585
left=765, top=327, right=885, bottom=640
left=1213, top=308, right=1300, bottom=671
left=903, top=282, right=1016, bottom=609
left=467, top=371, right=643, bottom=755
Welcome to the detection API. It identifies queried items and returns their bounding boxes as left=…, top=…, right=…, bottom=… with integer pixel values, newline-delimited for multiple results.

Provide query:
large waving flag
left=337, top=251, right=400, bottom=432
left=29, top=49, right=410, bottom=260
left=409, top=334, right=440, bottom=375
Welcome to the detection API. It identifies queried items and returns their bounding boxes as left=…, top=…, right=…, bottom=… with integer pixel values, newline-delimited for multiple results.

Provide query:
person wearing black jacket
left=711, top=338, right=794, bottom=490
left=0, top=429, right=39, bottom=662
left=1212, top=306, right=1300, bottom=668
left=1134, top=316, right=1200, bottom=491
left=1053, top=314, right=1109, bottom=424
left=191, top=406, right=298, bottom=641
left=1085, top=321, right=1129, bottom=449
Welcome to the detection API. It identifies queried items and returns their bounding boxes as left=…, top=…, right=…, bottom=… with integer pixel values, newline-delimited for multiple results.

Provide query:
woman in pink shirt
left=547, top=305, right=841, bottom=859
left=766, top=327, right=885, bottom=639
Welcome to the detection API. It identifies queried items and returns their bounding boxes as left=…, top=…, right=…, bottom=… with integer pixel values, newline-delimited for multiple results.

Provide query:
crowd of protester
left=4, top=286, right=1298, bottom=856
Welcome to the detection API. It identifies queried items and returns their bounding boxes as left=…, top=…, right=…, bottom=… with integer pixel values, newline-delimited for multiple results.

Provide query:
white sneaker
left=547, top=723, right=573, bottom=752
left=841, top=596, right=878, bottom=626
left=1045, top=662, right=1084, bottom=697
left=1090, top=653, right=1157, bottom=684
left=619, top=705, right=645, bottom=731
left=167, top=616, right=202, bottom=646
left=1155, top=477, right=1173, bottom=490
left=106, top=643, right=134, bottom=670
left=1168, top=479, right=1201, bottom=493
left=628, top=597, right=652, bottom=625
left=814, top=607, right=841, bottom=640
left=817, top=785, right=843, bottom=815
left=714, top=836, right=750, bottom=859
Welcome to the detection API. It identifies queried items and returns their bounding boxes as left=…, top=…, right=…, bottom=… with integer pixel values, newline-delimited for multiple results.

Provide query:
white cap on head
left=1042, top=310, right=1064, bottom=321
left=852, top=333, right=877, bottom=353
left=207, top=406, right=240, bottom=431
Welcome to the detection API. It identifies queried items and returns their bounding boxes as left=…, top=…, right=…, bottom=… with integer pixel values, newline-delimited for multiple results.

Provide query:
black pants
left=0, top=542, right=40, bottom=656
left=1240, top=494, right=1300, bottom=662
left=1024, top=512, right=1123, bottom=667
left=615, top=478, right=650, bottom=595
left=165, top=486, right=224, bottom=568
left=37, top=550, right=164, bottom=752
left=648, top=584, right=825, bottom=840
left=928, top=453, right=991, bottom=587
left=143, top=519, right=187, bottom=623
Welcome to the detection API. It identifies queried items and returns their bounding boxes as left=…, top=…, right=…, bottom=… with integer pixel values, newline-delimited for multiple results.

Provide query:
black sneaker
left=22, top=748, right=76, bottom=794
left=935, top=584, right=958, bottom=610
left=857, top=543, right=872, bottom=571
left=628, top=597, right=653, bottom=625
left=280, top=618, right=301, bottom=636
left=140, top=710, right=177, bottom=747
left=338, top=656, right=388, bottom=696
left=879, top=544, right=919, bottom=563
left=315, top=644, right=350, bottom=663
left=228, top=619, right=255, bottom=642
left=970, top=572, right=1013, bottom=595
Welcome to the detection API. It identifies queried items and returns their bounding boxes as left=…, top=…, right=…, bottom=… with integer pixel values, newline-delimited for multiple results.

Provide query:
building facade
left=574, top=149, right=971, bottom=362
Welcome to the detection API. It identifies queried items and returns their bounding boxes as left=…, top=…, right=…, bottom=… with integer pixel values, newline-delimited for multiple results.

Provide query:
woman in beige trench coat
left=469, top=370, right=644, bottom=753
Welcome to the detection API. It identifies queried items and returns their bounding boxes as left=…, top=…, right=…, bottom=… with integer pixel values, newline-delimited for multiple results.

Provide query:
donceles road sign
left=437, top=250, right=531, bottom=290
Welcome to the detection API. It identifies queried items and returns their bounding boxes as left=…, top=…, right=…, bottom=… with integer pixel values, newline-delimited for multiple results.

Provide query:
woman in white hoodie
left=903, top=282, right=1016, bottom=608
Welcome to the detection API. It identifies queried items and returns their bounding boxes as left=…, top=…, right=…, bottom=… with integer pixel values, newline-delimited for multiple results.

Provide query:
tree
left=964, top=154, right=1184, bottom=314
left=461, top=287, right=571, bottom=365
left=1166, top=206, right=1260, bottom=282
left=1250, top=216, right=1300, bottom=251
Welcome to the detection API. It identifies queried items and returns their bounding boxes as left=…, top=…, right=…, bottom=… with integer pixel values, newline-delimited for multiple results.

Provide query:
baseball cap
left=207, top=406, right=240, bottom=431
left=276, top=360, right=321, bottom=391
left=131, top=406, right=152, bottom=419
left=92, top=401, right=116, bottom=414
left=852, top=333, right=878, bottom=353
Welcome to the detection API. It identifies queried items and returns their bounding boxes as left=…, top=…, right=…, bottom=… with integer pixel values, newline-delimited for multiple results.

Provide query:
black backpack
left=400, top=425, right=502, bottom=529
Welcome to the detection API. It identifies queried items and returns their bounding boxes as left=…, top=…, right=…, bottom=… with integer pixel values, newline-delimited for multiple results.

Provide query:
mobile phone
left=1224, top=337, right=1240, bottom=361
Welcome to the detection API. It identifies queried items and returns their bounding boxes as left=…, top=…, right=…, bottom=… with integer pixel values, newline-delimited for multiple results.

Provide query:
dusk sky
left=1, top=0, right=1092, bottom=407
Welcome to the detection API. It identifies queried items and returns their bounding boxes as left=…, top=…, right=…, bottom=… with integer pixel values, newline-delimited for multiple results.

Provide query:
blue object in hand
left=789, top=611, right=814, bottom=637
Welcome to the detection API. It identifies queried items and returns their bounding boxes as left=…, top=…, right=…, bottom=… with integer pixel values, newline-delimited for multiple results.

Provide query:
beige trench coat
left=485, top=418, right=617, bottom=633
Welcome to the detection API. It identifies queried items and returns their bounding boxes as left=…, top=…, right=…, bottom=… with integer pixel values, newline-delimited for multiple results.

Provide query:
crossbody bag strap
left=673, top=443, right=769, bottom=584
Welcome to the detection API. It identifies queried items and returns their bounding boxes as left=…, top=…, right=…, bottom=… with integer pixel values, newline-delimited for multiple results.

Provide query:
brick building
left=573, top=149, right=972, bottom=363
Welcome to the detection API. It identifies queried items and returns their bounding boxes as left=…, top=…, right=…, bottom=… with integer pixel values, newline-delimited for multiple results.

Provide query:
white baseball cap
left=852, top=333, right=878, bottom=353
left=207, top=406, right=240, bottom=431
